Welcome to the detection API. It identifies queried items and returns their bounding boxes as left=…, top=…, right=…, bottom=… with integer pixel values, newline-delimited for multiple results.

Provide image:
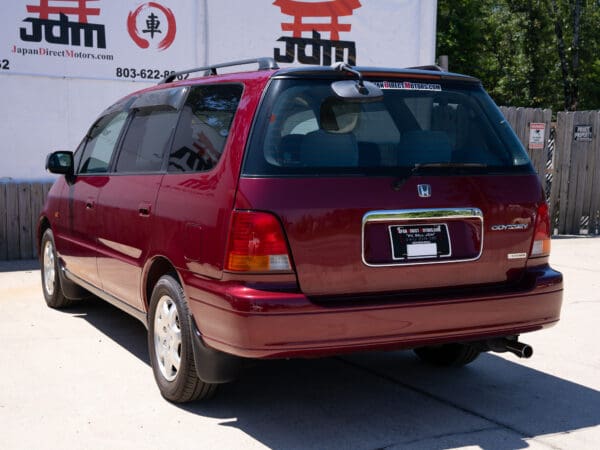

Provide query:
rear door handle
left=85, top=198, right=95, bottom=210
left=138, top=202, right=152, bottom=217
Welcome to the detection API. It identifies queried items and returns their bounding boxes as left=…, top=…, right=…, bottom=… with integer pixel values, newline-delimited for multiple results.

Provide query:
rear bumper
left=184, top=265, right=563, bottom=359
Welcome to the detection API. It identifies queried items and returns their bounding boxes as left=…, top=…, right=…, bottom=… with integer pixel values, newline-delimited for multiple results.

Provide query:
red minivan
left=40, top=58, right=563, bottom=402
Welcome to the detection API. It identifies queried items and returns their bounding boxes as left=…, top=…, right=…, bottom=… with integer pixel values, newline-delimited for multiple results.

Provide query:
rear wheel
left=40, top=229, right=73, bottom=309
left=414, top=343, right=481, bottom=367
left=148, top=275, right=217, bottom=403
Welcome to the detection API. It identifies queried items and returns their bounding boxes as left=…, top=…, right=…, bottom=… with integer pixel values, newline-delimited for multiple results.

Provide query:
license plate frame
left=388, top=223, right=451, bottom=261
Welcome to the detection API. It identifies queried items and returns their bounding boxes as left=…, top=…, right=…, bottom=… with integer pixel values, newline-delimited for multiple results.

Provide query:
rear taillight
left=530, top=202, right=551, bottom=257
left=225, top=211, right=292, bottom=272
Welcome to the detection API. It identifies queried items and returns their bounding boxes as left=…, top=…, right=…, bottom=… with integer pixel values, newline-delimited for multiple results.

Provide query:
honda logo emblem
left=417, top=184, right=431, bottom=198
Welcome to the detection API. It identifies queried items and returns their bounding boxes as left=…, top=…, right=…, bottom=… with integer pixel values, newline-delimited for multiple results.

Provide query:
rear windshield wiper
left=392, top=162, right=488, bottom=191
left=413, top=162, right=488, bottom=169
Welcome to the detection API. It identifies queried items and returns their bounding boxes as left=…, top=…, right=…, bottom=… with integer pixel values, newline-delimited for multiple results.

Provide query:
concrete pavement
left=0, top=237, right=598, bottom=449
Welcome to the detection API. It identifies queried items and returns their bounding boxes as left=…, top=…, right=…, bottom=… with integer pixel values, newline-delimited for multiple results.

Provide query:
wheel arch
left=144, top=255, right=242, bottom=385
left=143, top=256, right=182, bottom=311
left=37, top=216, right=51, bottom=257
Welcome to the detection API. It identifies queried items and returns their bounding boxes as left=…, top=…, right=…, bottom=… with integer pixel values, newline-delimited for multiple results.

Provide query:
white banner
left=1, top=0, right=198, bottom=82
left=207, top=0, right=437, bottom=70
left=1, top=0, right=436, bottom=82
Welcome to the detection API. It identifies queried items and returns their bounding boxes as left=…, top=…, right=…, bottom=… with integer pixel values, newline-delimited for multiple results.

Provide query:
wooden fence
left=500, top=106, right=553, bottom=188
left=0, top=181, right=54, bottom=261
left=500, top=107, right=600, bottom=235
left=551, top=111, right=600, bottom=235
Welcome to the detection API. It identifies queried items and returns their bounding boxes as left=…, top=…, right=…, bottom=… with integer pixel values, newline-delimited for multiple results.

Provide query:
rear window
left=243, top=78, right=532, bottom=176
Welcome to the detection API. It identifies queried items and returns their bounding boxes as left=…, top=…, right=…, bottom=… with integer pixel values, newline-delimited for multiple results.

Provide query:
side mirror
left=46, top=151, right=74, bottom=176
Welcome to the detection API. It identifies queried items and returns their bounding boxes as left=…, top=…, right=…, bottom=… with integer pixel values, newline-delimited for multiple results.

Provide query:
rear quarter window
left=168, top=84, right=243, bottom=173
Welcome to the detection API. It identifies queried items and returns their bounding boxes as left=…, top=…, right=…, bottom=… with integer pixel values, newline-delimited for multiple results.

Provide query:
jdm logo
left=20, top=0, right=106, bottom=48
left=127, top=2, right=176, bottom=51
left=273, top=0, right=361, bottom=66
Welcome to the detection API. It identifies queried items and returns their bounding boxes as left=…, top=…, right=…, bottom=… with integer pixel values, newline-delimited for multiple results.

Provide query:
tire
left=414, top=343, right=481, bottom=367
left=147, top=275, right=217, bottom=403
left=40, top=229, right=73, bottom=309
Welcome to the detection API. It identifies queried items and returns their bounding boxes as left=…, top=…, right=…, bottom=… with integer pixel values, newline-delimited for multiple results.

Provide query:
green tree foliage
left=437, top=0, right=600, bottom=110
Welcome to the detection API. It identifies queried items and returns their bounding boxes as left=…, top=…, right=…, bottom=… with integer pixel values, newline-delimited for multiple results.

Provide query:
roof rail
left=405, top=64, right=445, bottom=72
left=159, top=57, right=280, bottom=84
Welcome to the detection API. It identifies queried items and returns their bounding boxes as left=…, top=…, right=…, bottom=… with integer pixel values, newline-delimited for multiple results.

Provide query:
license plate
left=389, top=223, right=451, bottom=260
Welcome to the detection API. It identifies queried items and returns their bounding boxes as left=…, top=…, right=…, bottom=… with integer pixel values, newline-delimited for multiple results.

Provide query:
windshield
left=243, top=78, right=533, bottom=176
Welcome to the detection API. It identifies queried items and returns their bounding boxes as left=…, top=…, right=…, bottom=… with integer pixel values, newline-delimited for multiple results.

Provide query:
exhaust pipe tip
left=505, top=341, right=533, bottom=359
left=484, top=338, right=534, bottom=359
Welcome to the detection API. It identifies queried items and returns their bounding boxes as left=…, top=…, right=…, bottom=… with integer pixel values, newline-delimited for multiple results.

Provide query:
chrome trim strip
left=361, top=208, right=484, bottom=267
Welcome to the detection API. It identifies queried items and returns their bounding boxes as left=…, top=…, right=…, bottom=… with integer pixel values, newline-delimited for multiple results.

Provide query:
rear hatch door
left=237, top=74, right=541, bottom=296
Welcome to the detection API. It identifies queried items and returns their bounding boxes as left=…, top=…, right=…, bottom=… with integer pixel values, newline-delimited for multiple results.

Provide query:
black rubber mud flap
left=190, top=318, right=244, bottom=384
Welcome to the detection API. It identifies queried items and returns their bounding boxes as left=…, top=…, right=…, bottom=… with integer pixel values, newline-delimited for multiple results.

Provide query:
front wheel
left=414, top=343, right=481, bottom=367
left=148, top=275, right=216, bottom=403
left=40, top=229, right=73, bottom=309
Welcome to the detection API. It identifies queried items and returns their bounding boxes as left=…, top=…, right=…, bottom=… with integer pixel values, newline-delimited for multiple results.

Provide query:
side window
left=115, top=108, right=180, bottom=173
left=79, top=112, right=128, bottom=174
left=168, top=84, right=243, bottom=173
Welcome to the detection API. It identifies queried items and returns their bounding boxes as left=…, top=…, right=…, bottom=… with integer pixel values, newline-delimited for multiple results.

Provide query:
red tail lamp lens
left=530, top=203, right=551, bottom=257
left=225, top=211, right=292, bottom=272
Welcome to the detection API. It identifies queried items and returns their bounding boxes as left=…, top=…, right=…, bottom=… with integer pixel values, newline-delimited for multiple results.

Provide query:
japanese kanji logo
left=20, top=0, right=106, bottom=48
left=273, top=0, right=362, bottom=66
left=127, top=2, right=177, bottom=51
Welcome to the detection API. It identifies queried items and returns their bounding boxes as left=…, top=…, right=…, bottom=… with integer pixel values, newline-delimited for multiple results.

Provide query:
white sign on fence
left=529, top=122, right=546, bottom=149
left=573, top=125, right=593, bottom=142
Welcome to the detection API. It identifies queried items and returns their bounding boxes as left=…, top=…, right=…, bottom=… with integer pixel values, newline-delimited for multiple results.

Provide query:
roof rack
left=405, top=64, right=445, bottom=72
left=159, top=57, right=280, bottom=84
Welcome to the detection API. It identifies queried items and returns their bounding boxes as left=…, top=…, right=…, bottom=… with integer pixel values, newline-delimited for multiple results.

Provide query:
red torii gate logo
left=273, top=0, right=361, bottom=66
left=26, top=0, right=100, bottom=23
left=20, top=0, right=106, bottom=48
left=274, top=0, right=361, bottom=41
